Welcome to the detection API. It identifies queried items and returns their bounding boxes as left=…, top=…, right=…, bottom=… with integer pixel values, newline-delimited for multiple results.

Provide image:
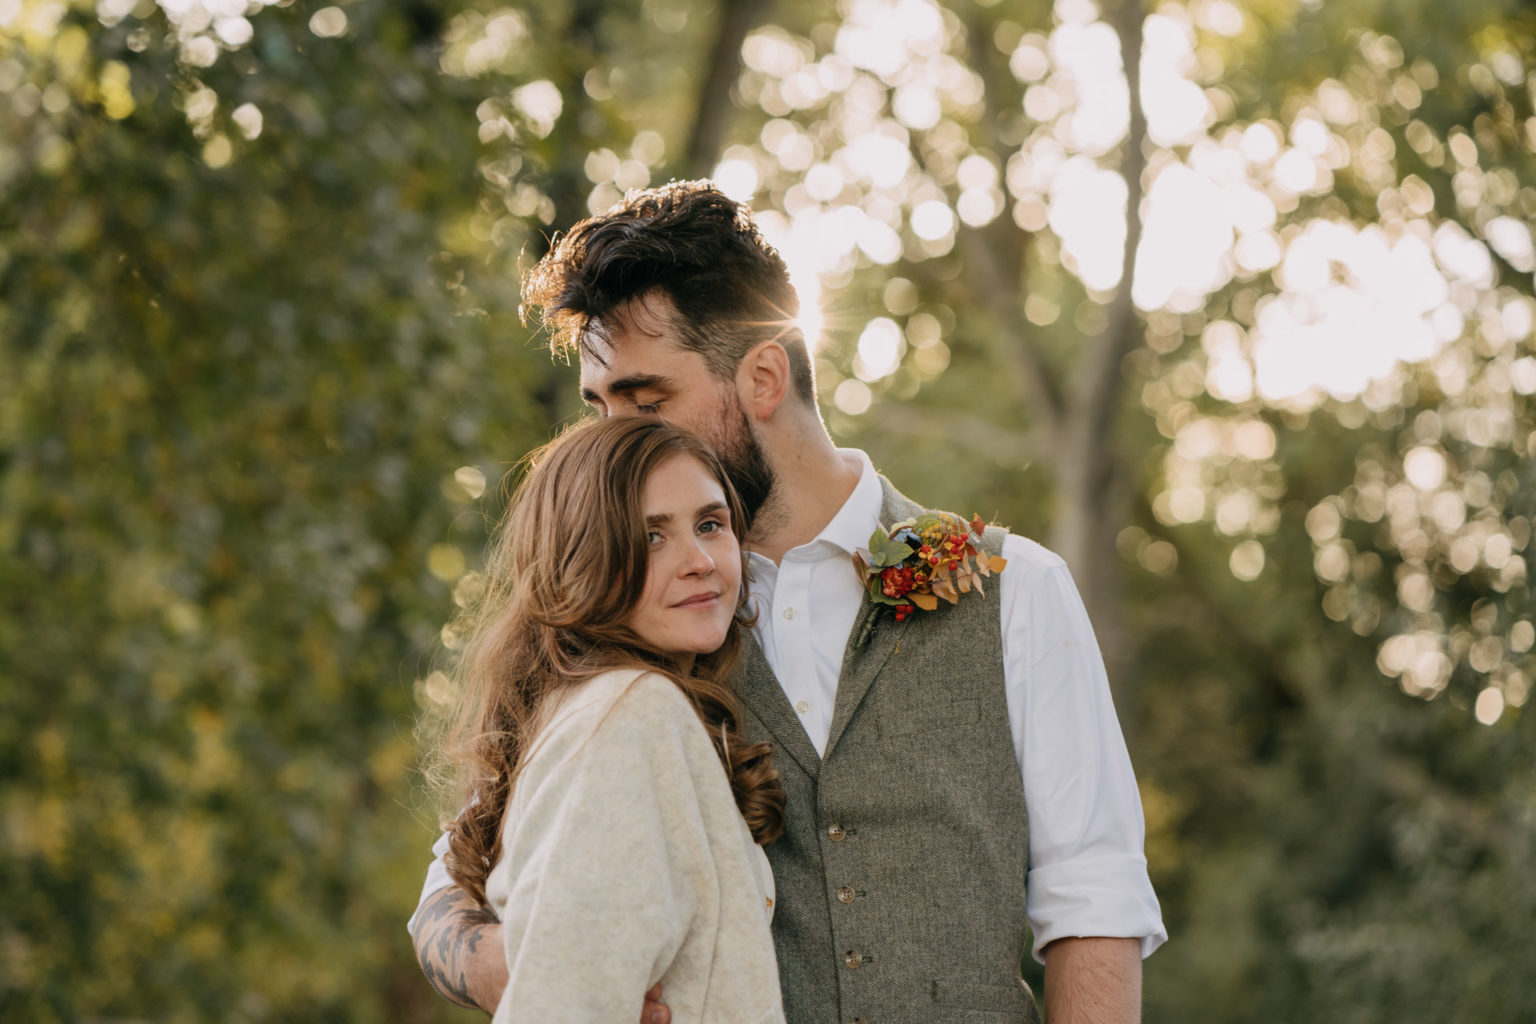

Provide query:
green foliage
left=0, top=2, right=560, bottom=1020
left=4, top=0, right=1535, bottom=1022
left=865, top=526, right=918, bottom=567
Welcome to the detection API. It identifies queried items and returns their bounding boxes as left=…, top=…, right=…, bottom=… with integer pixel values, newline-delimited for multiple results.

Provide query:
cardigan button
left=843, top=950, right=862, bottom=969
left=836, top=886, right=855, bottom=904
left=827, top=824, right=847, bottom=842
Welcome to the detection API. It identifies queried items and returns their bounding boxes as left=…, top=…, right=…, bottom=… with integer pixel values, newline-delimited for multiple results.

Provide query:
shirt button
left=827, top=824, right=847, bottom=842
left=836, top=886, right=855, bottom=904
left=782, top=606, right=796, bottom=620
left=843, top=950, right=862, bottom=969
left=795, top=700, right=810, bottom=714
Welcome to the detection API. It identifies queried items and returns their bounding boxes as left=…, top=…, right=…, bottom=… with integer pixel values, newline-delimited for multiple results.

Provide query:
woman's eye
left=646, top=530, right=663, bottom=545
left=699, top=519, right=725, bottom=535
left=636, top=403, right=660, bottom=414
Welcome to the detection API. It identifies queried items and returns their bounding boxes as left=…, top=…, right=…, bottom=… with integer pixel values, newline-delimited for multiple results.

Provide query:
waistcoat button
left=827, top=824, right=847, bottom=841
left=843, top=950, right=862, bottom=969
left=836, top=886, right=855, bottom=904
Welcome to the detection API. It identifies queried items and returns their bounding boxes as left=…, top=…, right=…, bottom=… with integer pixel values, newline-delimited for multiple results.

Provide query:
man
left=410, top=181, right=1165, bottom=1023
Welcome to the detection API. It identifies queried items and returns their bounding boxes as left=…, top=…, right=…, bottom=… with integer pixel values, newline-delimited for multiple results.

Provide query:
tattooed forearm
left=411, top=886, right=501, bottom=1011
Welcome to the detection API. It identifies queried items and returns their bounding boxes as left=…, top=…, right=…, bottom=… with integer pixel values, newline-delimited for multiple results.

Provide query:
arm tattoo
left=410, top=886, right=500, bottom=1011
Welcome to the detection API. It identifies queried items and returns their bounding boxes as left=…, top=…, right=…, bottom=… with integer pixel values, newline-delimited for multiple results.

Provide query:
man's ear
left=738, top=340, right=791, bottom=421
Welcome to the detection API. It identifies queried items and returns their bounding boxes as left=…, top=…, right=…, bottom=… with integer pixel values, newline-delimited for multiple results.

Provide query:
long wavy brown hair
left=429, top=416, right=784, bottom=908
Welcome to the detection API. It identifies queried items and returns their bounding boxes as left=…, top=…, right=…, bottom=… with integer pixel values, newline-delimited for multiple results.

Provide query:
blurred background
left=2, top=0, right=1534, bottom=1020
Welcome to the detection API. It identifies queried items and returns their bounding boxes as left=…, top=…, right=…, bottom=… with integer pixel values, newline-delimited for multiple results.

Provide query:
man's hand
left=1042, top=936, right=1141, bottom=1024
left=411, top=885, right=673, bottom=1022
left=641, top=984, right=672, bottom=1024
left=409, top=886, right=507, bottom=1012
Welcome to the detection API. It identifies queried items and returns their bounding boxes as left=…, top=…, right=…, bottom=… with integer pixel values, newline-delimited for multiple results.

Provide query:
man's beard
left=716, top=398, right=776, bottom=533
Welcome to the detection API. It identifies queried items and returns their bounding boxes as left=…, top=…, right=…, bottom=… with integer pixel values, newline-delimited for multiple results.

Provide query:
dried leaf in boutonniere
left=851, top=512, right=1007, bottom=623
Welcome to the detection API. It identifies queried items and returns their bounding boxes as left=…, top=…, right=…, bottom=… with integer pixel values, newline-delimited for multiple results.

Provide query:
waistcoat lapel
left=736, top=630, right=822, bottom=778
left=823, top=602, right=898, bottom=758
left=823, top=477, right=924, bottom=760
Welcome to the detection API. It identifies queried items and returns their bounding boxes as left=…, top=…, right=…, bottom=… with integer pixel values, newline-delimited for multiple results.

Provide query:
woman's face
left=627, top=454, right=742, bottom=662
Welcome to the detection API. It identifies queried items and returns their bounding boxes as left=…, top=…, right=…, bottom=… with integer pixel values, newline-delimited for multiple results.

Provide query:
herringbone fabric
left=736, top=478, right=1041, bottom=1024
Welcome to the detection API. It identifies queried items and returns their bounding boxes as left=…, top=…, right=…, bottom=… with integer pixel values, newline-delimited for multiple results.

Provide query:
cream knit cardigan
left=485, top=668, right=786, bottom=1024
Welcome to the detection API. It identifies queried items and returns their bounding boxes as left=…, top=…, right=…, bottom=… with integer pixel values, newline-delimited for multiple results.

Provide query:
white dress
left=484, top=668, right=785, bottom=1024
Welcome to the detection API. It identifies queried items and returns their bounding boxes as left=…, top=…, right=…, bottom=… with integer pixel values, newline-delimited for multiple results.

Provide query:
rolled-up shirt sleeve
left=406, top=830, right=453, bottom=937
left=999, top=535, right=1167, bottom=962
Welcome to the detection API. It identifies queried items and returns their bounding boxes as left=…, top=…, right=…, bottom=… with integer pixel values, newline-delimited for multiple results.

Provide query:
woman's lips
left=671, top=591, right=721, bottom=609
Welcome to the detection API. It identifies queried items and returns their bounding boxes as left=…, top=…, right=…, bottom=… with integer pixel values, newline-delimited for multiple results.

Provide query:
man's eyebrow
left=606, top=374, right=671, bottom=396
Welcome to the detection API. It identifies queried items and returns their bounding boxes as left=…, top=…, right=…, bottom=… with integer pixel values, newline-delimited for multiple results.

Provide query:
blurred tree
left=0, top=1, right=559, bottom=1020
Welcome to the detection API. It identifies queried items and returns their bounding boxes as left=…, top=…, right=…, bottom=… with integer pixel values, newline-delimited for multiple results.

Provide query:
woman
left=431, top=416, right=786, bottom=1024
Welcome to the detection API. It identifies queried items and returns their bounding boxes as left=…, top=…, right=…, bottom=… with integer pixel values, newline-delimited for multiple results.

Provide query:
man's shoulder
left=998, top=531, right=1069, bottom=578
left=876, top=475, right=1066, bottom=576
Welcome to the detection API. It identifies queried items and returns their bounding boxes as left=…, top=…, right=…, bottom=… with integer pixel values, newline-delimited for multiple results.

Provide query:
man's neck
left=745, top=434, right=860, bottom=565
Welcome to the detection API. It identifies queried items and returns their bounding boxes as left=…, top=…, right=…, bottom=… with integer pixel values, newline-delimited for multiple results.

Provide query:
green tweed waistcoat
left=734, top=478, right=1041, bottom=1024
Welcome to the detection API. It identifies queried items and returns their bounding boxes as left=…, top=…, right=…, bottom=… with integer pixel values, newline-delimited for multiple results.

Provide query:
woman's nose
left=680, top=538, right=715, bottom=576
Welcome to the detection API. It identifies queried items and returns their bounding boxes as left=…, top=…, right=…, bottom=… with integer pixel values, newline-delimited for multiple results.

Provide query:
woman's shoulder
left=536, top=668, right=693, bottom=748
left=586, top=666, right=684, bottom=703
left=512, top=670, right=704, bottom=797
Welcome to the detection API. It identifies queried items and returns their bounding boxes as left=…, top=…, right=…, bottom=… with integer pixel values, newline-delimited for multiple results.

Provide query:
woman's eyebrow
left=645, top=502, right=726, bottom=527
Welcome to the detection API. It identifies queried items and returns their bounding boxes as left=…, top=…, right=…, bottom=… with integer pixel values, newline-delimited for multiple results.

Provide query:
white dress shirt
left=744, top=449, right=1165, bottom=961
left=412, top=448, right=1166, bottom=963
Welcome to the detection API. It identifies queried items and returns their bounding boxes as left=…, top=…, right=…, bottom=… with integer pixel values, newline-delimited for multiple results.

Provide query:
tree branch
left=682, top=0, right=777, bottom=176
left=957, top=14, right=1068, bottom=436
left=1044, top=1, right=1145, bottom=651
left=1071, top=0, right=1146, bottom=495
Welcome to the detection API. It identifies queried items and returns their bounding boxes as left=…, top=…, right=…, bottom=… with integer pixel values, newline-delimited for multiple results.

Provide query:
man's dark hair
left=520, top=180, right=816, bottom=405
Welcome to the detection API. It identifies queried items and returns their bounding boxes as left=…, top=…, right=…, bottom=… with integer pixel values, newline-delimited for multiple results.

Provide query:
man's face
left=579, top=292, right=775, bottom=522
left=578, top=292, right=732, bottom=440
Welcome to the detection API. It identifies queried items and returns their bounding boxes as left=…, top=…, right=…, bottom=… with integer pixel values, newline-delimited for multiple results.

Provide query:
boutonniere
left=852, top=512, right=1007, bottom=624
